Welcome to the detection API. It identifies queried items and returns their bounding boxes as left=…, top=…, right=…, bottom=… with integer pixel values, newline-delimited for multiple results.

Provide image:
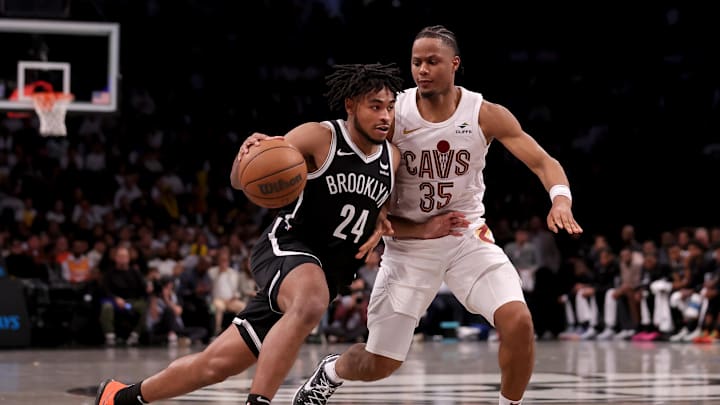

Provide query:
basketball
left=237, top=138, right=307, bottom=208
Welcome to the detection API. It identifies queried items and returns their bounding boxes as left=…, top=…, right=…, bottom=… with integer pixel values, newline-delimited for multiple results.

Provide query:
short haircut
left=415, top=25, right=460, bottom=56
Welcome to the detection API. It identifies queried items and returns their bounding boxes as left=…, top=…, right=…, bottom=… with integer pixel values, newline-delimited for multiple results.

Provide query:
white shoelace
left=302, top=374, right=339, bottom=404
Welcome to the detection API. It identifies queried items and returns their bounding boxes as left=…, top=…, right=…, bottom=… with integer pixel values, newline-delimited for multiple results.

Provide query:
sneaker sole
left=291, top=381, right=306, bottom=404
left=95, top=379, right=113, bottom=405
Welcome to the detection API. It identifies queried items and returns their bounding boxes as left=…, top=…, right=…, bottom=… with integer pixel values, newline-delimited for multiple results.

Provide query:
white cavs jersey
left=367, top=87, right=525, bottom=363
left=390, top=86, right=488, bottom=226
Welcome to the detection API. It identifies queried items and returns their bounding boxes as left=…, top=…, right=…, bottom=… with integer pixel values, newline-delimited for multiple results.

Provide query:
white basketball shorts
left=365, top=225, right=525, bottom=361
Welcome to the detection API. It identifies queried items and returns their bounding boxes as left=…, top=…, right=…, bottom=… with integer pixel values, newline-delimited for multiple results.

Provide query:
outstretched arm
left=480, top=100, right=583, bottom=235
left=355, top=142, right=400, bottom=260
left=353, top=142, right=470, bottom=257
left=354, top=209, right=470, bottom=258
left=355, top=204, right=393, bottom=261
left=388, top=212, right=470, bottom=239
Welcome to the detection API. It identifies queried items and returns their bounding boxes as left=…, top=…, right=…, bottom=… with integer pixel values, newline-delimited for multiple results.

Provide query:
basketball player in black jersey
left=94, top=63, right=407, bottom=405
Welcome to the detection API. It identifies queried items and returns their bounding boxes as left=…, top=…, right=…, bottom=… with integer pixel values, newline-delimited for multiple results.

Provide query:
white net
left=32, top=93, right=74, bottom=137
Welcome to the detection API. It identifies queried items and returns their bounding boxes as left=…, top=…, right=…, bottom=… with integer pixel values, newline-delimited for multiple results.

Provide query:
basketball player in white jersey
left=293, top=25, right=583, bottom=405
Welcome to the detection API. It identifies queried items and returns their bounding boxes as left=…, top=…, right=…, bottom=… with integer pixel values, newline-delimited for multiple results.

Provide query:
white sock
left=499, top=392, right=522, bottom=405
left=323, top=359, right=344, bottom=384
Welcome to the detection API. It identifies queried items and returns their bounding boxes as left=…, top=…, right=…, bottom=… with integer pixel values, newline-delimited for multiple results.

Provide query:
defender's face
left=411, top=37, right=459, bottom=98
left=349, top=87, right=395, bottom=145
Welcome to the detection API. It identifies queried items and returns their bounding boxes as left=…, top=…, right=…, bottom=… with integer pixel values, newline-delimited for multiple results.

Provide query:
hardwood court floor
left=2, top=339, right=720, bottom=404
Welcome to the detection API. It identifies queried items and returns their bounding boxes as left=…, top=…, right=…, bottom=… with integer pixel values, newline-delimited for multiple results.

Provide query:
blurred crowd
left=0, top=1, right=719, bottom=347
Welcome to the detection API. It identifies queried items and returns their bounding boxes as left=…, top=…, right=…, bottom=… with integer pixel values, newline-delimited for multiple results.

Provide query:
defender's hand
left=422, top=211, right=470, bottom=239
left=355, top=216, right=393, bottom=261
left=547, top=197, right=583, bottom=234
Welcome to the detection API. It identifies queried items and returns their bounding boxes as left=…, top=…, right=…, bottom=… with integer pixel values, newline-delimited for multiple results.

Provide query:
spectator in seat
left=99, top=245, right=150, bottom=346
left=147, top=276, right=206, bottom=346
left=208, top=247, right=246, bottom=336
left=325, top=277, right=370, bottom=343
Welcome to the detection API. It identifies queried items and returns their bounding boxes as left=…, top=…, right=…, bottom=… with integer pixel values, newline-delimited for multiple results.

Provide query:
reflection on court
left=2, top=340, right=720, bottom=404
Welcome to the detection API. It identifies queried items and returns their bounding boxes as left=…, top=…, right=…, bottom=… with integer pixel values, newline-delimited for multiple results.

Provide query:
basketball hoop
left=6, top=81, right=54, bottom=119
left=31, top=92, right=74, bottom=137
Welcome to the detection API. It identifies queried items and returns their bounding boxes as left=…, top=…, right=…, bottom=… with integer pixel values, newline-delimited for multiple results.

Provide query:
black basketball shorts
left=233, top=235, right=322, bottom=357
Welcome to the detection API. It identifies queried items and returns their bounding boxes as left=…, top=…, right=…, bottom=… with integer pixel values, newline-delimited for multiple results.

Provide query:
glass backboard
left=0, top=18, right=119, bottom=112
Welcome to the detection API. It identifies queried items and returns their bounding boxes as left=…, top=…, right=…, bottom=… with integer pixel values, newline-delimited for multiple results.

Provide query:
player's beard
left=352, top=118, right=385, bottom=145
left=417, top=87, right=437, bottom=99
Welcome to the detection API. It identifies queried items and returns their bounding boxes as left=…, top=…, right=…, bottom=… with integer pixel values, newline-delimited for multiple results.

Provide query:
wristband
left=549, top=184, right=572, bottom=202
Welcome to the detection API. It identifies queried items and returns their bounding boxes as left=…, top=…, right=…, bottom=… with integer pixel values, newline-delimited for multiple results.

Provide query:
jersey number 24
left=333, top=204, right=369, bottom=243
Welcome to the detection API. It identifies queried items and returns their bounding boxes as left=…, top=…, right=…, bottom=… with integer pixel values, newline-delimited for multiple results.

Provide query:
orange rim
left=31, top=92, right=74, bottom=111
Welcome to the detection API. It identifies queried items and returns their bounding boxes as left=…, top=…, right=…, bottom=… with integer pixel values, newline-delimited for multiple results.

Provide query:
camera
left=351, top=288, right=364, bottom=304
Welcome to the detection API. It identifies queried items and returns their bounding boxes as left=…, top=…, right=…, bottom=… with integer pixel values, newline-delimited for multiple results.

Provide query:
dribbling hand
left=236, top=132, right=284, bottom=161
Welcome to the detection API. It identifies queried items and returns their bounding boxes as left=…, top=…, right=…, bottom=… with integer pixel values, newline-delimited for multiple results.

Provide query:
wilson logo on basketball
left=258, top=174, right=303, bottom=195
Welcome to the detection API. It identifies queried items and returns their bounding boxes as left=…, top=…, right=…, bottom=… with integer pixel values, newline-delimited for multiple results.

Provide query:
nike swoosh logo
left=379, top=161, right=389, bottom=170
left=402, top=127, right=422, bottom=135
left=256, top=398, right=271, bottom=404
left=336, top=149, right=354, bottom=156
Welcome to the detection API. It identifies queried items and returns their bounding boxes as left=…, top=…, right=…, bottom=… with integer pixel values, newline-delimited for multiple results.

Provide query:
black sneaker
left=292, top=354, right=342, bottom=405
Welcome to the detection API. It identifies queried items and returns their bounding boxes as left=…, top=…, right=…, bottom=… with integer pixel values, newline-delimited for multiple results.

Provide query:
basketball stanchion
left=31, top=92, right=74, bottom=137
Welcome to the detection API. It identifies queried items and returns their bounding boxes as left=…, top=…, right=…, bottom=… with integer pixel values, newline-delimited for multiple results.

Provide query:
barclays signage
left=0, top=279, right=31, bottom=347
left=0, top=314, right=21, bottom=330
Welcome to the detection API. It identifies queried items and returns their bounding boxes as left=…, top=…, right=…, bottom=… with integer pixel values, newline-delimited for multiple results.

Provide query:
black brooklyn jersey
left=269, top=119, right=394, bottom=288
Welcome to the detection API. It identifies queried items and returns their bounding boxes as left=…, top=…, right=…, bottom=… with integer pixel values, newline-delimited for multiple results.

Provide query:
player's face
left=349, top=87, right=395, bottom=145
left=411, top=37, right=459, bottom=98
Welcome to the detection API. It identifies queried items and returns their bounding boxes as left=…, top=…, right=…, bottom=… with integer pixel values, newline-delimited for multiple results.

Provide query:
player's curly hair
left=324, top=63, right=405, bottom=113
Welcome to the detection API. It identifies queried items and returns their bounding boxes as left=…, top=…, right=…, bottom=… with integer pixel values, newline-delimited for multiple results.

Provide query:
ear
left=452, top=55, right=461, bottom=73
left=344, top=97, right=354, bottom=115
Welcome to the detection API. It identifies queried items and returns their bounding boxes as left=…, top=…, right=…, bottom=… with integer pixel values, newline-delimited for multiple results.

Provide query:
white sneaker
left=596, top=328, right=615, bottom=341
left=126, top=331, right=140, bottom=346
left=167, top=332, right=178, bottom=346
left=104, top=333, right=116, bottom=347
left=683, top=328, right=703, bottom=342
left=670, top=327, right=689, bottom=342
left=457, top=326, right=480, bottom=341
left=558, top=327, right=581, bottom=340
left=580, top=328, right=597, bottom=340
left=614, top=329, right=635, bottom=341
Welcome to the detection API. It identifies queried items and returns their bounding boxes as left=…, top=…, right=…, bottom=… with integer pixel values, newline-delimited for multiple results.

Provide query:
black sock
left=116, top=381, right=148, bottom=404
left=246, top=393, right=272, bottom=404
